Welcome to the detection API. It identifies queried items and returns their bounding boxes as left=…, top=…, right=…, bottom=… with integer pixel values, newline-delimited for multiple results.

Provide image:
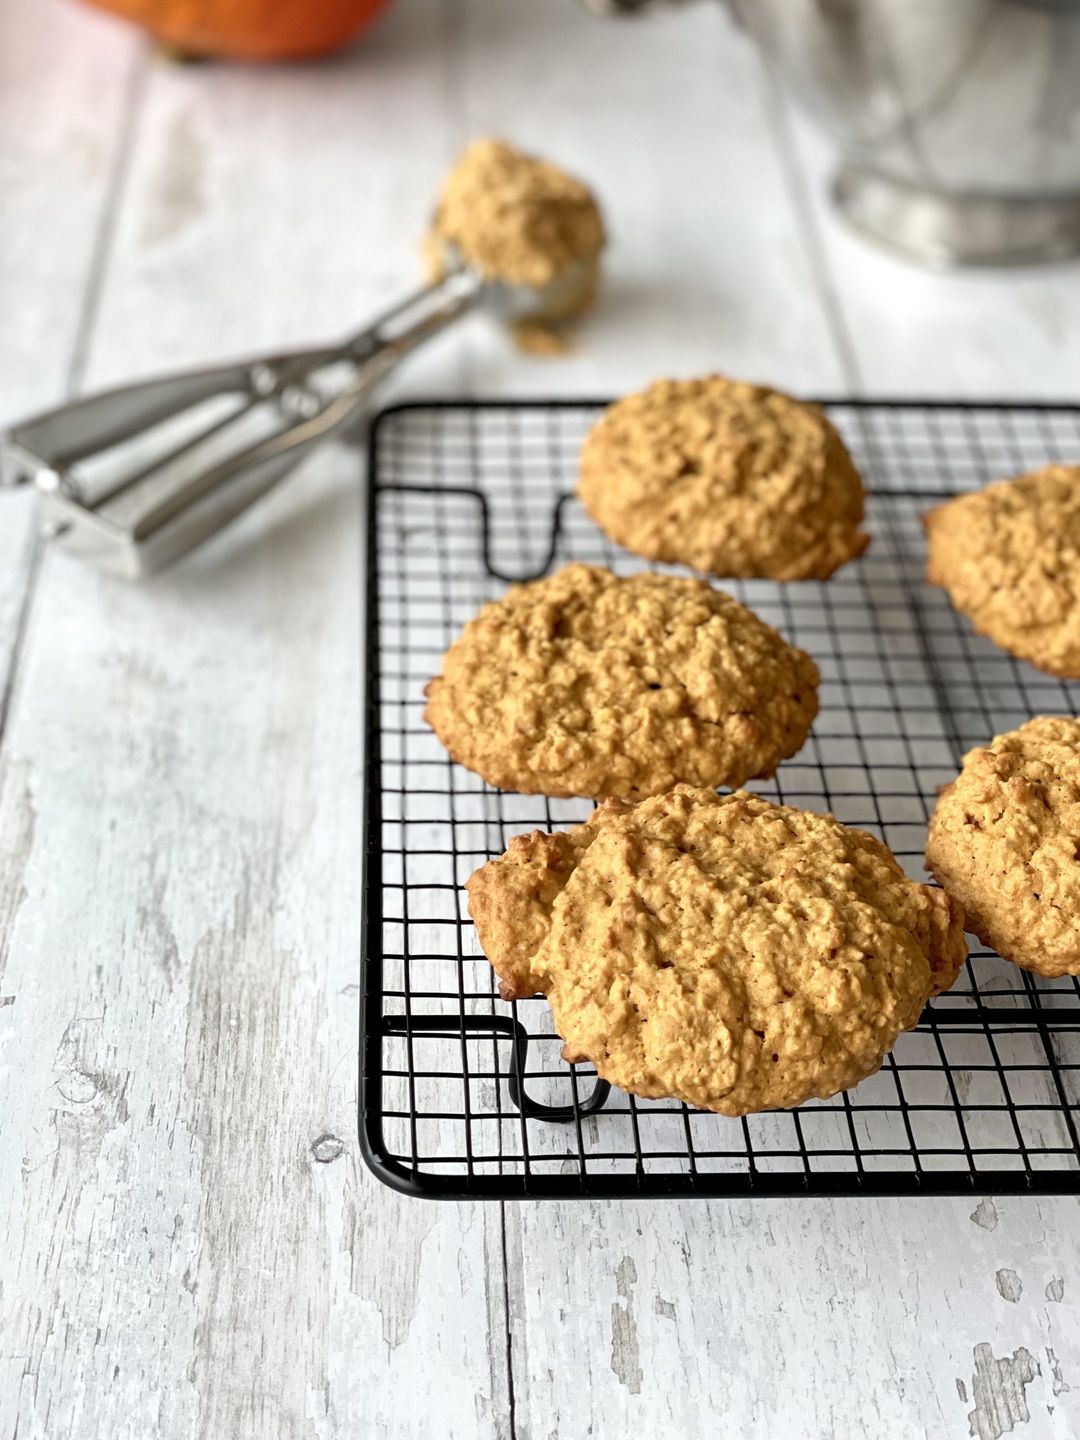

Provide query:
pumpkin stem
left=153, top=40, right=210, bottom=64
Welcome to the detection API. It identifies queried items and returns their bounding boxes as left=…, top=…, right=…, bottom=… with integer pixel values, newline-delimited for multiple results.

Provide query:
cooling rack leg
left=381, top=1013, right=611, bottom=1123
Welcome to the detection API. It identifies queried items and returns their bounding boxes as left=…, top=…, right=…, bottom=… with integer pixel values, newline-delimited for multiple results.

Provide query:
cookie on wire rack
left=927, top=715, right=1080, bottom=978
left=467, top=786, right=965, bottom=1116
left=924, top=464, right=1080, bottom=678
left=423, top=563, right=819, bottom=800
left=577, top=376, right=869, bottom=581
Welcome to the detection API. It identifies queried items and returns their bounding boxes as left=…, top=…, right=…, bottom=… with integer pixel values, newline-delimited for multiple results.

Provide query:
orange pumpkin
left=85, top=0, right=392, bottom=61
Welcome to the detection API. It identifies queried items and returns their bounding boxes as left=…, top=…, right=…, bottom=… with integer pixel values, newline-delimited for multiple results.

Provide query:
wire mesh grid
left=360, top=399, right=1080, bottom=1199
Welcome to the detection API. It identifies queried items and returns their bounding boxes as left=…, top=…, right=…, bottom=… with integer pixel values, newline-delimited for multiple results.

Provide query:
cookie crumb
left=511, top=318, right=579, bottom=357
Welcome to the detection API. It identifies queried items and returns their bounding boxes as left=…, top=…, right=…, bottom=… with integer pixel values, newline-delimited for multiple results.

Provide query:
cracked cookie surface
left=926, top=716, right=1080, bottom=977
left=424, top=564, right=819, bottom=800
left=467, top=786, right=965, bottom=1115
left=578, top=376, right=868, bottom=580
left=925, top=465, right=1080, bottom=678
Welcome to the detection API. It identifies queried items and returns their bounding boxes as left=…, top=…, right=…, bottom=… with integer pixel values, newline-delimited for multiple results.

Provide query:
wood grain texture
left=1, top=2, right=1080, bottom=1438
left=0, top=6, right=502, bottom=1440
left=0, top=0, right=144, bottom=728
left=0, top=502, right=38, bottom=729
left=508, top=1196, right=1080, bottom=1438
left=0, top=471, right=507, bottom=1440
left=0, top=0, right=144, bottom=415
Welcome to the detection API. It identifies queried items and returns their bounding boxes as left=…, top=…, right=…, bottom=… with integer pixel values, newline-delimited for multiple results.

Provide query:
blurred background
left=5, top=0, right=1080, bottom=440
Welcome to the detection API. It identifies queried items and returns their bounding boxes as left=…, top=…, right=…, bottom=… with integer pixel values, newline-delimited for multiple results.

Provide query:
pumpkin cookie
left=427, top=138, right=604, bottom=310
left=467, top=787, right=965, bottom=1115
left=926, top=716, right=1080, bottom=978
left=924, top=464, right=1080, bottom=678
left=578, top=377, right=869, bottom=580
left=423, top=564, right=819, bottom=800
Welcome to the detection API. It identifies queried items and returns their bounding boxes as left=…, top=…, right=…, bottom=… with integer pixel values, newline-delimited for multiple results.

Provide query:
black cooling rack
left=359, top=399, right=1080, bottom=1200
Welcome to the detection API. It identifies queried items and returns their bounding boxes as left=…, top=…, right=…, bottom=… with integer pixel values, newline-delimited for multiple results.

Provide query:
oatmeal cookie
left=926, top=716, right=1080, bottom=977
left=924, top=465, right=1080, bottom=678
left=427, top=137, right=604, bottom=303
left=467, top=787, right=965, bottom=1115
left=578, top=376, right=869, bottom=580
left=423, top=564, right=819, bottom=799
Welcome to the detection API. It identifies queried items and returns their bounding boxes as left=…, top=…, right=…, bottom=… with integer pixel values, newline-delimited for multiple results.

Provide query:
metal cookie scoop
left=0, top=252, right=593, bottom=578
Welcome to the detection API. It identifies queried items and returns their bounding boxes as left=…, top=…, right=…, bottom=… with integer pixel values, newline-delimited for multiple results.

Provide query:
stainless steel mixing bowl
left=588, top=0, right=1080, bottom=265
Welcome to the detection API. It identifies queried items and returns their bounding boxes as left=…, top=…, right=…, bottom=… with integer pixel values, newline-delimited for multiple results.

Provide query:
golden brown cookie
left=577, top=377, right=869, bottom=580
left=926, top=716, right=1080, bottom=978
left=427, top=137, right=604, bottom=301
left=924, top=465, right=1080, bottom=678
left=423, top=564, right=819, bottom=800
left=467, top=787, right=965, bottom=1115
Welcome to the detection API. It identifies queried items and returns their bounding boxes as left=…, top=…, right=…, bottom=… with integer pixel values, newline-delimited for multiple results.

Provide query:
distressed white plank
left=0, top=466, right=509, bottom=1440
left=0, top=0, right=142, bottom=712
left=509, top=1195, right=1080, bottom=1438
left=82, top=5, right=463, bottom=396
left=0, top=509, right=36, bottom=723
left=453, top=0, right=846, bottom=399
left=0, top=6, right=505, bottom=1439
left=0, top=0, right=143, bottom=414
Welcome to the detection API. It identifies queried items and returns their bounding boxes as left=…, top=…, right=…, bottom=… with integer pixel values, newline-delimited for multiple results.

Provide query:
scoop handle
left=2, top=268, right=482, bottom=486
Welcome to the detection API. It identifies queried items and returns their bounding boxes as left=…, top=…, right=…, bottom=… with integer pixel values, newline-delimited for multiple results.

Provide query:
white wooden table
left=2, top=3, right=1079, bottom=1436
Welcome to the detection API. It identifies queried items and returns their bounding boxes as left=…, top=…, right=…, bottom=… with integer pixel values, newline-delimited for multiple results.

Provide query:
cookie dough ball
left=926, top=716, right=1080, bottom=978
left=924, top=464, right=1080, bottom=678
left=427, top=137, right=604, bottom=309
left=578, top=376, right=869, bottom=580
left=467, top=787, right=965, bottom=1115
left=423, top=564, right=819, bottom=800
